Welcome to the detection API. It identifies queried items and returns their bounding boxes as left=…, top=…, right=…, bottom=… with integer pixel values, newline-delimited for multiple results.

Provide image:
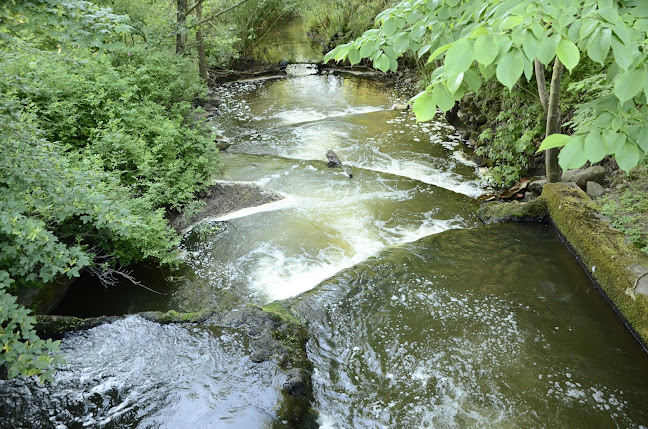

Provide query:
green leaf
left=537, top=133, right=570, bottom=152
left=615, top=141, right=642, bottom=172
left=334, top=44, right=352, bottom=62
left=382, top=18, right=398, bottom=37
left=412, top=92, right=437, bottom=122
left=586, top=27, right=611, bottom=64
left=445, top=38, right=474, bottom=74
left=432, top=84, right=455, bottom=112
left=559, top=138, right=588, bottom=170
left=374, top=53, right=391, bottom=73
left=464, top=68, right=482, bottom=91
left=637, top=127, right=648, bottom=153
left=496, top=49, right=524, bottom=90
left=583, top=131, right=607, bottom=163
left=428, top=42, right=452, bottom=62
left=474, top=35, right=498, bottom=66
left=360, top=40, right=379, bottom=58
left=536, top=33, right=560, bottom=65
left=611, top=37, right=634, bottom=71
left=348, top=48, right=361, bottom=65
left=603, top=130, right=626, bottom=153
left=500, top=16, right=523, bottom=31
left=522, top=32, right=538, bottom=61
left=445, top=73, right=464, bottom=94
left=556, top=39, right=580, bottom=71
left=614, top=67, right=646, bottom=102
left=393, top=33, right=410, bottom=54
left=579, top=18, right=598, bottom=40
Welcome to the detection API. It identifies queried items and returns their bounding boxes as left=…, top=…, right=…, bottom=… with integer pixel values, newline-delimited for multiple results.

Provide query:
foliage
left=0, top=0, right=220, bottom=380
left=325, top=0, right=648, bottom=174
left=599, top=167, right=648, bottom=256
left=0, top=42, right=218, bottom=210
left=1, top=272, right=64, bottom=383
left=298, top=0, right=397, bottom=52
left=1, top=0, right=133, bottom=50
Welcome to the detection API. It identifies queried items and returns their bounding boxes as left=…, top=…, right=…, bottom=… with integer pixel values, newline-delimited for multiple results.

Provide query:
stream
left=2, top=69, right=648, bottom=428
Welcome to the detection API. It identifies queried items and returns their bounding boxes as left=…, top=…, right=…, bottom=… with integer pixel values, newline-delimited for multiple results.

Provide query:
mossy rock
left=542, top=183, right=648, bottom=346
left=34, top=310, right=215, bottom=339
left=478, top=197, right=548, bottom=224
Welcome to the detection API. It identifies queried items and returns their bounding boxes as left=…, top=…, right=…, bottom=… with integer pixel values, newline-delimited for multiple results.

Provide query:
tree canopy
left=325, top=0, right=648, bottom=174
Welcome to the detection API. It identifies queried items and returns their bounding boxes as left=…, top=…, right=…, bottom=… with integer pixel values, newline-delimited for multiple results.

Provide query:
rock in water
left=326, top=149, right=353, bottom=178
left=326, top=149, right=342, bottom=167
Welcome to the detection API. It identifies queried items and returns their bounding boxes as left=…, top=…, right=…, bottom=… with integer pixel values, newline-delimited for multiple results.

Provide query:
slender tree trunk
left=545, top=58, right=564, bottom=183
left=195, top=2, right=208, bottom=82
left=534, top=59, right=549, bottom=112
left=176, top=0, right=188, bottom=55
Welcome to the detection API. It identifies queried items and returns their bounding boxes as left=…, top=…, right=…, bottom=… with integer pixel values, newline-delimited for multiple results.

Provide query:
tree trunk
left=195, top=2, right=208, bottom=82
left=544, top=58, right=564, bottom=183
left=176, top=0, right=188, bottom=55
left=534, top=59, right=549, bottom=112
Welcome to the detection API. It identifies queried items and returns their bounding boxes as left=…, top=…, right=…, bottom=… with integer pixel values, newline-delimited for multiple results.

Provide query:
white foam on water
left=209, top=196, right=296, bottom=222
left=244, top=216, right=464, bottom=302
left=269, top=106, right=386, bottom=126
left=354, top=156, right=483, bottom=197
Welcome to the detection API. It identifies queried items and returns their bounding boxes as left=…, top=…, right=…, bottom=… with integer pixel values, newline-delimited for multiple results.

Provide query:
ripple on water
left=0, top=317, right=280, bottom=428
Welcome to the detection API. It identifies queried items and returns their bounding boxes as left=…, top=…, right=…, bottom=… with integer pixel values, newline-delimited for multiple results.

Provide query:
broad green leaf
left=496, top=49, right=524, bottom=90
left=479, top=62, right=496, bottom=79
left=412, top=92, right=437, bottom=122
left=537, top=133, right=570, bottom=152
left=464, top=68, right=482, bottom=91
left=523, top=57, right=533, bottom=80
left=598, top=7, right=618, bottom=24
left=360, top=40, right=379, bottom=58
left=586, top=27, right=611, bottom=64
left=522, top=32, right=538, bottom=61
left=418, top=43, right=433, bottom=58
left=559, top=138, right=589, bottom=170
left=536, top=33, right=560, bottom=65
left=603, top=130, right=626, bottom=153
left=500, top=16, right=523, bottom=31
left=612, top=23, right=631, bottom=47
left=445, top=73, right=464, bottom=94
left=583, top=131, right=607, bottom=163
left=348, top=48, right=361, bottom=65
left=382, top=18, right=398, bottom=37
left=614, top=67, right=646, bottom=102
left=432, top=84, right=455, bottom=112
left=470, top=27, right=490, bottom=38
left=445, top=38, right=475, bottom=74
left=474, top=35, right=498, bottom=66
left=393, top=33, right=410, bottom=54
left=374, top=53, right=391, bottom=73
left=615, top=141, right=642, bottom=172
left=645, top=65, right=648, bottom=103
left=334, top=44, right=353, bottom=62
left=611, top=37, right=634, bottom=71
left=579, top=18, right=598, bottom=40
left=446, top=0, right=460, bottom=6
left=556, top=39, right=580, bottom=71
left=637, top=127, right=648, bottom=153
left=428, top=42, right=452, bottom=62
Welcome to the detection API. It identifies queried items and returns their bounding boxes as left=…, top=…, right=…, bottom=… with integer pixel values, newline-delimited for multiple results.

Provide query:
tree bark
left=545, top=58, right=564, bottom=183
left=195, top=1, right=208, bottom=82
left=534, top=59, right=549, bottom=112
left=176, top=0, right=188, bottom=55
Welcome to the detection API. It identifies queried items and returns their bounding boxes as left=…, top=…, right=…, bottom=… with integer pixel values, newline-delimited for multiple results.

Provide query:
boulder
left=586, top=181, right=606, bottom=198
left=561, top=166, right=605, bottom=190
left=528, top=179, right=547, bottom=194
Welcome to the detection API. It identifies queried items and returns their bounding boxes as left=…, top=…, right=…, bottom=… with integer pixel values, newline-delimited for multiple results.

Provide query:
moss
left=34, top=309, right=215, bottom=339
left=478, top=197, right=548, bottom=224
left=542, top=183, right=648, bottom=345
left=261, top=301, right=303, bottom=326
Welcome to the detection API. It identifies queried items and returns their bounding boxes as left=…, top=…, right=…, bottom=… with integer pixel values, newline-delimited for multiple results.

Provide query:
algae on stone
left=542, top=183, right=648, bottom=345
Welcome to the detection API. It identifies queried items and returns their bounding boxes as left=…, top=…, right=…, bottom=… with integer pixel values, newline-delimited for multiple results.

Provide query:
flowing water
left=3, top=70, right=648, bottom=428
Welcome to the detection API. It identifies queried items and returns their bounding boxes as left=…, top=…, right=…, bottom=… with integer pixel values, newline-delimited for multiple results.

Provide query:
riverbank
left=479, top=183, right=648, bottom=349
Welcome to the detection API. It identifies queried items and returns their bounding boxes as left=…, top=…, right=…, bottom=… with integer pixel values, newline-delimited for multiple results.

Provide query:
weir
left=2, top=71, right=648, bottom=427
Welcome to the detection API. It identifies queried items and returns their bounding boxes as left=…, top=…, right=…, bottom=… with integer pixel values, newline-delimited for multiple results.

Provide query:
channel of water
left=2, top=69, right=648, bottom=428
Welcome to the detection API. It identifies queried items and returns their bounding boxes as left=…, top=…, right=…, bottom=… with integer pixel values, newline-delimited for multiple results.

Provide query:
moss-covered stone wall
left=542, top=183, right=648, bottom=347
